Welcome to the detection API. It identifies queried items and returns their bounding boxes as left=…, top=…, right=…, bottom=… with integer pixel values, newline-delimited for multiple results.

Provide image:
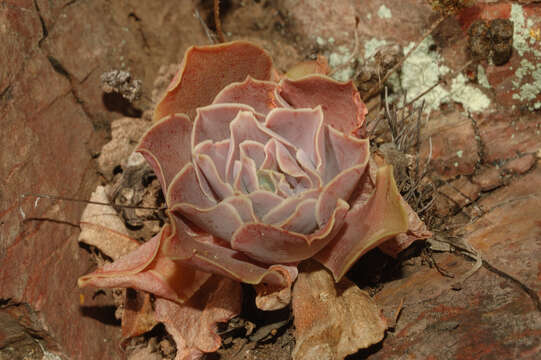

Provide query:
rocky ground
left=1, top=0, right=540, bottom=359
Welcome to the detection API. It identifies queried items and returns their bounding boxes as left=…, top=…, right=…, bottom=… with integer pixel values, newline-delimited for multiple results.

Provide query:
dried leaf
left=121, top=290, right=157, bottom=342
left=292, top=260, right=387, bottom=360
left=79, top=186, right=139, bottom=259
left=155, top=276, right=242, bottom=360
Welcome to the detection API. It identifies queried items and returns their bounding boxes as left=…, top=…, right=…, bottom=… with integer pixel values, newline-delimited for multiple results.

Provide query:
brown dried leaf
left=154, top=276, right=242, bottom=360
left=121, top=290, right=157, bottom=342
left=292, top=260, right=387, bottom=360
left=79, top=186, right=139, bottom=260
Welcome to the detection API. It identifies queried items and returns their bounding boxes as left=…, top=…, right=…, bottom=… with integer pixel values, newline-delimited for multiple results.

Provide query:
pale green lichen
left=400, top=37, right=450, bottom=112
left=515, top=59, right=535, bottom=82
left=477, top=65, right=491, bottom=89
left=450, top=74, right=491, bottom=113
left=329, top=45, right=355, bottom=82
left=509, top=53, right=541, bottom=105
left=377, top=5, right=392, bottom=19
left=509, top=4, right=541, bottom=109
left=510, top=3, right=531, bottom=57
left=399, top=36, right=491, bottom=113
left=513, top=82, right=541, bottom=102
left=364, top=38, right=388, bottom=59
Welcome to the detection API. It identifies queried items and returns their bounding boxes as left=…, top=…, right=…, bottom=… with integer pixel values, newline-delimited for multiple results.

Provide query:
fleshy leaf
left=225, top=110, right=272, bottom=183
left=279, top=75, right=367, bottom=136
left=230, top=199, right=349, bottom=264
left=167, top=163, right=216, bottom=209
left=193, top=151, right=233, bottom=201
left=154, top=41, right=273, bottom=121
left=254, top=264, right=297, bottom=311
left=78, top=227, right=212, bottom=303
left=285, top=55, right=330, bottom=80
left=163, top=213, right=298, bottom=310
left=316, top=165, right=366, bottom=227
left=264, top=107, right=324, bottom=172
left=172, top=196, right=253, bottom=243
left=213, top=76, right=280, bottom=115
left=137, top=113, right=193, bottom=192
left=379, top=198, right=432, bottom=257
left=192, top=103, right=256, bottom=148
left=262, top=189, right=319, bottom=225
left=315, top=165, right=409, bottom=281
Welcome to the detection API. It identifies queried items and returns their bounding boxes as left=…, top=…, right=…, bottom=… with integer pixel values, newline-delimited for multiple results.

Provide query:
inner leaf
left=257, top=169, right=276, bottom=193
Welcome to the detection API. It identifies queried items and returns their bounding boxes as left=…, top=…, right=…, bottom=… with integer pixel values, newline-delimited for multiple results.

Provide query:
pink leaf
left=137, top=114, right=193, bottom=192
left=231, top=199, right=349, bottom=263
left=79, top=227, right=212, bottom=303
left=163, top=214, right=299, bottom=310
left=213, top=76, right=281, bottom=115
left=279, top=75, right=367, bottom=137
left=154, top=41, right=273, bottom=121
left=315, top=165, right=409, bottom=281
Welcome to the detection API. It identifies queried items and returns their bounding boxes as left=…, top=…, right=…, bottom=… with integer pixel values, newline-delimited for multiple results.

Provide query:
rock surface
left=420, top=111, right=480, bottom=179
left=0, top=0, right=207, bottom=358
left=2, top=0, right=540, bottom=359
left=362, top=1, right=541, bottom=358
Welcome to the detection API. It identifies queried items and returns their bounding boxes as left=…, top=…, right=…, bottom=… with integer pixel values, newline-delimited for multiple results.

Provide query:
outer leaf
left=285, top=55, right=330, bottom=80
left=379, top=198, right=432, bottom=257
left=279, top=75, right=367, bottom=137
left=213, top=76, right=280, bottom=115
left=161, top=212, right=298, bottom=310
left=78, top=227, right=212, bottom=304
left=154, top=41, right=273, bottom=121
left=315, top=165, right=409, bottom=281
left=230, top=199, right=349, bottom=263
left=137, top=114, right=193, bottom=193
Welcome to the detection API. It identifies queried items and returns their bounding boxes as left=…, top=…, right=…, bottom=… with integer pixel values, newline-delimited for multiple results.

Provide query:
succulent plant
left=79, top=41, right=430, bottom=359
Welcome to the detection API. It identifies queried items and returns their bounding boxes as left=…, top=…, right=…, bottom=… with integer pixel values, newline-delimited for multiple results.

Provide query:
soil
left=1, top=1, right=540, bottom=360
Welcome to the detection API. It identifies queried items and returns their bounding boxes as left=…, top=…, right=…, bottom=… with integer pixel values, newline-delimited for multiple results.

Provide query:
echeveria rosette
left=79, top=41, right=428, bottom=316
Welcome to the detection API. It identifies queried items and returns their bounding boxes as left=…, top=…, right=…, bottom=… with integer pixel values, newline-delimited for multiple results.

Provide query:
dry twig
left=194, top=9, right=217, bottom=44
left=214, top=0, right=225, bottom=43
